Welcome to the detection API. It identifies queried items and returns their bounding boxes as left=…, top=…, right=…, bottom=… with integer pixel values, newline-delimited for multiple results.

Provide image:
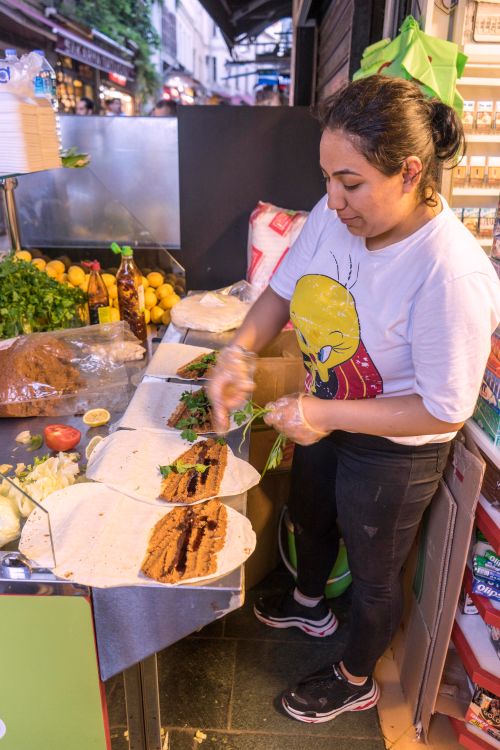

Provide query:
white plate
left=145, top=343, right=215, bottom=381
left=86, top=428, right=260, bottom=506
left=118, top=380, right=242, bottom=434
left=19, top=483, right=256, bottom=588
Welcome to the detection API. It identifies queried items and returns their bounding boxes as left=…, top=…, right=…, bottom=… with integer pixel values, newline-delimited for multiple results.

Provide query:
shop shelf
left=450, top=716, right=500, bottom=750
left=459, top=76, right=500, bottom=87
left=453, top=188, right=500, bottom=197
left=464, top=566, right=500, bottom=628
left=452, top=610, right=500, bottom=695
left=467, top=420, right=500, bottom=471
left=477, top=496, right=500, bottom=556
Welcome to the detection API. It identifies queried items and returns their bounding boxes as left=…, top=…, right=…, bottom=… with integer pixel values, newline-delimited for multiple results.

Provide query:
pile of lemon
left=14, top=251, right=182, bottom=328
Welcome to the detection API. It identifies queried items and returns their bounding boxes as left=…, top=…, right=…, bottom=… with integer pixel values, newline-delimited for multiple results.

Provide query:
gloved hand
left=263, top=393, right=330, bottom=446
left=208, top=344, right=257, bottom=433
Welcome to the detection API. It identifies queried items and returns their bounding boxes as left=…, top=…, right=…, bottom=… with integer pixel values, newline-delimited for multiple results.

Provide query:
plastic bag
left=171, top=281, right=252, bottom=333
left=353, top=15, right=468, bottom=115
left=0, top=321, right=146, bottom=418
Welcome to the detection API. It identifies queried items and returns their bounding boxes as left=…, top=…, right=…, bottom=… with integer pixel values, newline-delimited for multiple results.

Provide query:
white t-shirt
left=270, top=195, right=500, bottom=446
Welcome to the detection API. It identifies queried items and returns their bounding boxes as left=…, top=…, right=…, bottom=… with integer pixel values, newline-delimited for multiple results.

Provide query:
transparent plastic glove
left=207, top=344, right=257, bottom=433
left=263, top=393, right=330, bottom=446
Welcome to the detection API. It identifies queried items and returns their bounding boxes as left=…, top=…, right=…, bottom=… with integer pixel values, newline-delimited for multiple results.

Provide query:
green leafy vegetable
left=15, top=454, right=50, bottom=481
left=159, top=460, right=208, bottom=477
left=180, top=428, right=198, bottom=443
left=0, top=257, right=86, bottom=339
left=61, top=147, right=90, bottom=169
left=184, top=352, right=217, bottom=374
left=261, top=434, right=288, bottom=478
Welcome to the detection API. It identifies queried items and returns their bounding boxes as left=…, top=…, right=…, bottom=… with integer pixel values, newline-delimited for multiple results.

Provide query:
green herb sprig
left=185, top=352, right=217, bottom=374
left=234, top=401, right=288, bottom=478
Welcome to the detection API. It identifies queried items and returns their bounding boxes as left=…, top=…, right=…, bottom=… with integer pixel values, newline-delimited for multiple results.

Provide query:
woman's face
left=319, top=129, right=419, bottom=240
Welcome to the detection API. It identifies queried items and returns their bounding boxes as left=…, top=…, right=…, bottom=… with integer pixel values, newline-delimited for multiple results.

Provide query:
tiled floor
left=107, top=565, right=385, bottom=750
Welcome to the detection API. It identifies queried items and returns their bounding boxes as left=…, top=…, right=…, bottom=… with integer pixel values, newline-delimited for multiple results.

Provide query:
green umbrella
left=353, top=15, right=467, bottom=115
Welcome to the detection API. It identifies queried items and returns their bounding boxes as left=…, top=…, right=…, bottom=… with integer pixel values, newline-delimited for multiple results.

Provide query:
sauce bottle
left=111, top=243, right=147, bottom=343
left=83, top=260, right=111, bottom=325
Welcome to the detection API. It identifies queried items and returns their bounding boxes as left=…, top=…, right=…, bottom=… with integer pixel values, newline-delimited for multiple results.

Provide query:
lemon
left=45, top=266, right=59, bottom=279
left=156, top=282, right=174, bottom=300
left=161, top=310, right=171, bottom=326
left=31, top=257, right=46, bottom=271
left=109, top=308, right=120, bottom=322
left=144, top=288, right=157, bottom=309
left=150, top=305, right=164, bottom=324
left=83, top=408, right=111, bottom=427
left=108, top=284, right=118, bottom=300
left=141, top=275, right=149, bottom=289
left=101, top=273, right=116, bottom=288
left=85, top=435, right=104, bottom=460
left=159, top=293, right=180, bottom=310
left=79, top=274, right=90, bottom=293
left=15, top=250, right=32, bottom=262
left=144, top=308, right=151, bottom=324
left=46, top=259, right=65, bottom=275
left=68, top=266, right=85, bottom=286
left=147, top=271, right=164, bottom=289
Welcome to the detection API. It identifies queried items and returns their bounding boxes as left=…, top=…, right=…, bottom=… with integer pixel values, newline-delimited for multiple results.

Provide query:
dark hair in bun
left=317, top=75, right=465, bottom=205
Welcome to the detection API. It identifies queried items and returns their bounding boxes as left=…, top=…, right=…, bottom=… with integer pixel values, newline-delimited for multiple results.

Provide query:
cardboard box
left=244, top=423, right=292, bottom=590
left=393, top=429, right=485, bottom=738
left=253, top=330, right=305, bottom=407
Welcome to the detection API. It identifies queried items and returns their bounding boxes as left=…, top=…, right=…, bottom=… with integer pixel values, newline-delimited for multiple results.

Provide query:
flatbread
left=141, top=499, right=227, bottom=584
left=167, top=387, right=213, bottom=432
left=176, top=351, right=217, bottom=380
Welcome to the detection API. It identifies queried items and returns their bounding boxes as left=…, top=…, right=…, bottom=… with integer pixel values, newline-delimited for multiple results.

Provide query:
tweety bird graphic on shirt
left=290, top=274, right=383, bottom=400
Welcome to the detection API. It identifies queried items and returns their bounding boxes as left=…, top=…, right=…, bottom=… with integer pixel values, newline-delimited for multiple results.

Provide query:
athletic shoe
left=282, top=662, right=380, bottom=723
left=253, top=591, right=338, bottom=637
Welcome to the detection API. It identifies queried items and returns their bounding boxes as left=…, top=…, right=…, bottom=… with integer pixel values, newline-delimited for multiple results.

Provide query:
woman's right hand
left=208, top=344, right=257, bottom=433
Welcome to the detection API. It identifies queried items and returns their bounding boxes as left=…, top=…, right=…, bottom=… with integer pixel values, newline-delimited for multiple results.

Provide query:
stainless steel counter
left=0, top=325, right=250, bottom=750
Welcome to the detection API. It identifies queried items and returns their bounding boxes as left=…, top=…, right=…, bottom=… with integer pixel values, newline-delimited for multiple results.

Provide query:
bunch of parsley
left=234, top=402, right=288, bottom=478
left=176, top=389, right=212, bottom=442
left=0, top=258, right=86, bottom=339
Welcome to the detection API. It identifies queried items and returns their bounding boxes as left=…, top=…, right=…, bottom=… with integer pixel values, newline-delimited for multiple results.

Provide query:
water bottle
left=0, top=48, right=18, bottom=85
left=33, top=50, right=58, bottom=111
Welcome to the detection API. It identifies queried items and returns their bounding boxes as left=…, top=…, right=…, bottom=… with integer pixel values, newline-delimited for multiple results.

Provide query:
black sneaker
left=253, top=591, right=338, bottom=637
left=282, top=662, right=380, bottom=723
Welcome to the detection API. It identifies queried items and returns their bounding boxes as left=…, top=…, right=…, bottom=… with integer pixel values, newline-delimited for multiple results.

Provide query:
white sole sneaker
left=282, top=679, right=380, bottom=723
left=253, top=605, right=338, bottom=638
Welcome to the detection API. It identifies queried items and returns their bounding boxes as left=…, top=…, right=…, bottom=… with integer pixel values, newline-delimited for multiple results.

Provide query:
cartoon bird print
left=290, top=274, right=383, bottom=400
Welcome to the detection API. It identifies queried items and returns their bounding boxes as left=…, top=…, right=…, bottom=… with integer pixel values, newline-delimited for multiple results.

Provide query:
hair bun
left=430, top=100, right=464, bottom=163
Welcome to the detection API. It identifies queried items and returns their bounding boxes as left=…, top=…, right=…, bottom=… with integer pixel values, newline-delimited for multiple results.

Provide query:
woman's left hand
left=263, top=393, right=330, bottom=446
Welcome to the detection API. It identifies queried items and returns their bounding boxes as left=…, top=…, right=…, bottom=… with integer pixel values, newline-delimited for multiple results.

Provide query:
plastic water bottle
left=33, top=50, right=58, bottom=110
left=0, top=48, right=18, bottom=85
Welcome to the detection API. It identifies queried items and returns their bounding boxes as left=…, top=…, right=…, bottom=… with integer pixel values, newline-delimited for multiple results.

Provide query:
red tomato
left=43, top=424, right=81, bottom=452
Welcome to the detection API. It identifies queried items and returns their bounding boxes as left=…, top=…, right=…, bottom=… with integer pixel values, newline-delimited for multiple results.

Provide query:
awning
left=197, top=0, right=292, bottom=45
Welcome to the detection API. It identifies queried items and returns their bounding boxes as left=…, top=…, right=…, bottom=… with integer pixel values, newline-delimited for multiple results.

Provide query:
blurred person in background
left=151, top=99, right=178, bottom=117
left=76, top=97, right=94, bottom=115
left=106, top=98, right=124, bottom=116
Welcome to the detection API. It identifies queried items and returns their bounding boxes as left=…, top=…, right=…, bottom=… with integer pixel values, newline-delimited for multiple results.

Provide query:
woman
left=208, top=76, right=500, bottom=724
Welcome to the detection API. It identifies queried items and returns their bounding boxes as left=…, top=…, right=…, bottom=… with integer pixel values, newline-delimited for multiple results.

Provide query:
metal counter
left=0, top=326, right=249, bottom=750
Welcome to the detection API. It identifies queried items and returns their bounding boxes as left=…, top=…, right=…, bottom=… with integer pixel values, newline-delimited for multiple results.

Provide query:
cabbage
left=0, top=452, right=80, bottom=547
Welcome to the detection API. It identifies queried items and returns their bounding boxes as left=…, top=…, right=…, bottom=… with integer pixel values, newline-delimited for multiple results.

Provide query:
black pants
left=288, top=431, right=451, bottom=677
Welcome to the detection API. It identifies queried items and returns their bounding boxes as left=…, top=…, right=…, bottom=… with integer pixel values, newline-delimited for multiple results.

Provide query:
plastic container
left=33, top=50, right=57, bottom=111
left=0, top=49, right=18, bottom=85
left=280, top=508, right=352, bottom=598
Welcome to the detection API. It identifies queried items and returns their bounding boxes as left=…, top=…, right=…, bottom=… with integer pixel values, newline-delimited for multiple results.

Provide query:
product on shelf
left=476, top=101, right=494, bottom=132
left=459, top=586, right=479, bottom=614
left=471, top=572, right=500, bottom=600
left=465, top=685, right=500, bottom=742
left=453, top=158, right=468, bottom=187
left=479, top=208, right=496, bottom=239
left=452, top=207, right=464, bottom=221
left=463, top=207, right=480, bottom=236
left=462, top=100, right=476, bottom=133
left=488, top=157, right=500, bottom=188
left=495, top=101, right=500, bottom=131
left=469, top=156, right=487, bottom=188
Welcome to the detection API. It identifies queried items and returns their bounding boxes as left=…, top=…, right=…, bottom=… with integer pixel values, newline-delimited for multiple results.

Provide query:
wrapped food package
left=0, top=321, right=145, bottom=418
